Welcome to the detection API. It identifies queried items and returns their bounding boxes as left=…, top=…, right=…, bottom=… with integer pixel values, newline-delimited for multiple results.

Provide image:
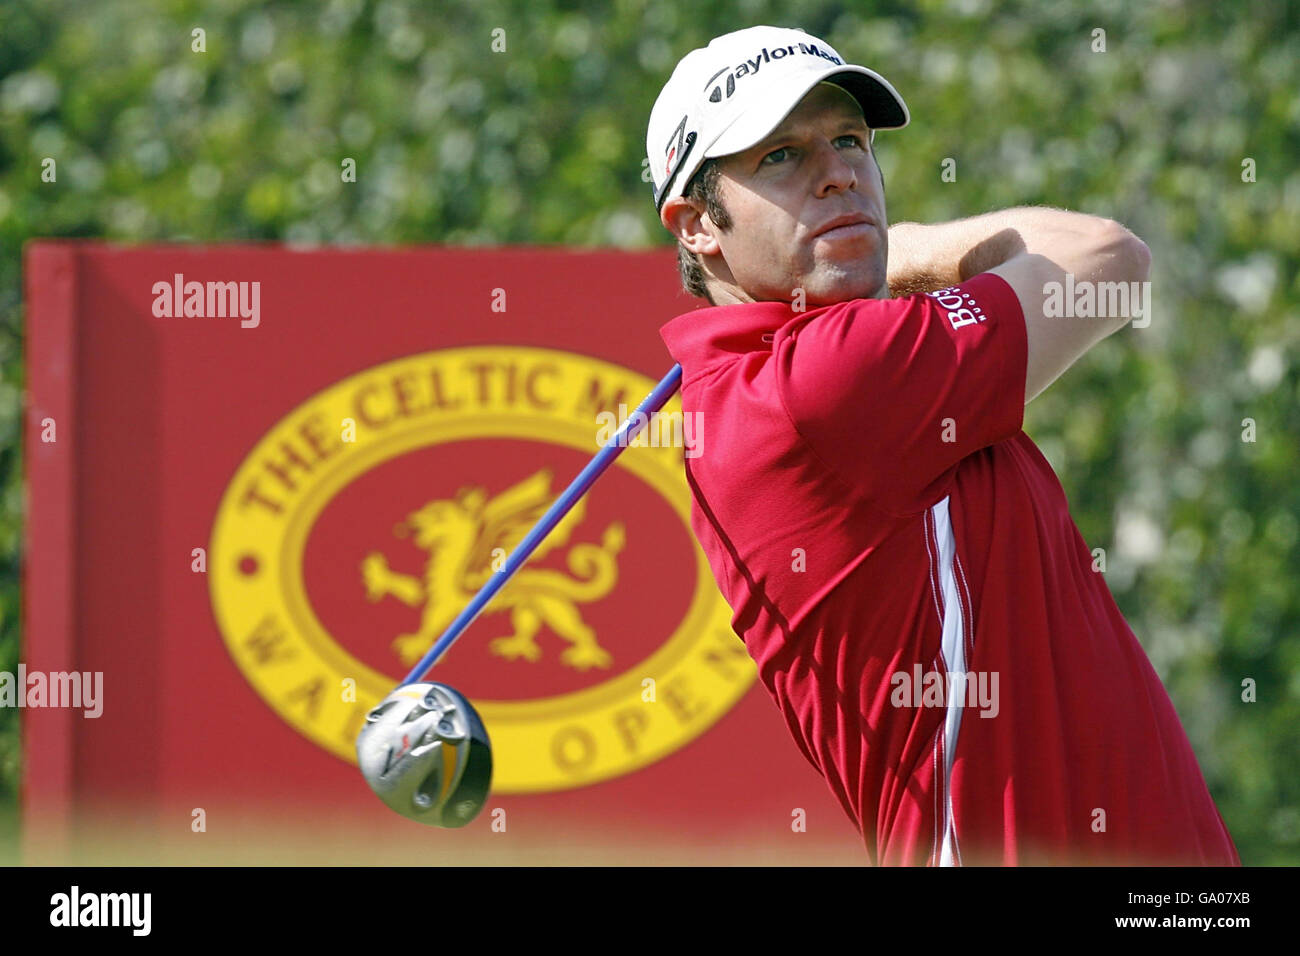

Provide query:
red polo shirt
left=660, top=272, right=1240, bottom=865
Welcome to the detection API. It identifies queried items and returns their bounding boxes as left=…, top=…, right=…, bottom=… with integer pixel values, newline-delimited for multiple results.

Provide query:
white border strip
left=931, top=496, right=966, bottom=867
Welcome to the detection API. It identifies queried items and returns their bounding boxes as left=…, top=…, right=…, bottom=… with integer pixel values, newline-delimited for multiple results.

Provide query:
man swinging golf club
left=649, top=25, right=1239, bottom=865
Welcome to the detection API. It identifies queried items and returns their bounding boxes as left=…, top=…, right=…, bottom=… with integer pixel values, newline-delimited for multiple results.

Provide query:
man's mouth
left=816, top=221, right=873, bottom=240
left=811, top=213, right=875, bottom=240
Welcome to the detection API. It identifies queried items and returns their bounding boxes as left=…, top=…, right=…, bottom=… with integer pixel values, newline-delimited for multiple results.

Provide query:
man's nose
left=812, top=139, right=858, bottom=195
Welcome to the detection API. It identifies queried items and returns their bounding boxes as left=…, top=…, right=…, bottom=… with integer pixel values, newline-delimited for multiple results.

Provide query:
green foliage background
left=0, top=0, right=1296, bottom=863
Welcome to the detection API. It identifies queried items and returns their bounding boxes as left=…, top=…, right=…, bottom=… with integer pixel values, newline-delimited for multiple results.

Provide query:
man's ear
left=661, top=195, right=721, bottom=257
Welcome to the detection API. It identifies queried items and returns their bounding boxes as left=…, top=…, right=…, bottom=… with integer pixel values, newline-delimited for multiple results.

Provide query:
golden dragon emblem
left=361, top=468, right=624, bottom=671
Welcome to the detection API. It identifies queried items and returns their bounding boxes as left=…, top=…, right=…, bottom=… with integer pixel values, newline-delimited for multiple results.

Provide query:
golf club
left=356, top=363, right=684, bottom=825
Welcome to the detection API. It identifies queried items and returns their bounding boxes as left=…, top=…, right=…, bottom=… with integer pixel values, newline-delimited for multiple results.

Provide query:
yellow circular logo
left=209, top=346, right=753, bottom=792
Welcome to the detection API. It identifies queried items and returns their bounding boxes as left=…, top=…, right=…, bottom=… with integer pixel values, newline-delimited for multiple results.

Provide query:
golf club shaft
left=401, top=364, right=684, bottom=684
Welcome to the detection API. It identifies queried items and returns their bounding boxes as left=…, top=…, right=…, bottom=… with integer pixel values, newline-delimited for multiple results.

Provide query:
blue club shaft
left=400, top=364, right=684, bottom=685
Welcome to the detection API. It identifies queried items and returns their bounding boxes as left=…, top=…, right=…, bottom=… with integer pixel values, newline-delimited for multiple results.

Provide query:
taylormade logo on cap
left=702, top=39, right=846, bottom=105
left=647, top=25, right=910, bottom=215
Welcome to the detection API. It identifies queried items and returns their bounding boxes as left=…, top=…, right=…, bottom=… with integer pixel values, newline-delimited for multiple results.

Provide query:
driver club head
left=356, top=682, right=492, bottom=828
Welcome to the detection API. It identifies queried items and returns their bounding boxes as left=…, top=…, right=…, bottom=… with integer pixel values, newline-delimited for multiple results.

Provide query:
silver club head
left=356, top=682, right=492, bottom=828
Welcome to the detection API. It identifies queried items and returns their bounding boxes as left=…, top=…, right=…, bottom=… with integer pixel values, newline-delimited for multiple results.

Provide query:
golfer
left=649, top=25, right=1239, bottom=865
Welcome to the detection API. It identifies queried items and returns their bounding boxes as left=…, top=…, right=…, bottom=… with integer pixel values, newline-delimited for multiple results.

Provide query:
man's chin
left=805, top=274, right=887, bottom=306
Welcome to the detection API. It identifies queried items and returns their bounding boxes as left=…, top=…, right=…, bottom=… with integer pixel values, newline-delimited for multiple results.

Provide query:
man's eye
left=762, top=136, right=866, bottom=166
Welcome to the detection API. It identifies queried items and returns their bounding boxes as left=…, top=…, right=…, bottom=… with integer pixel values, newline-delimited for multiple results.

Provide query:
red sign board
left=22, top=243, right=864, bottom=863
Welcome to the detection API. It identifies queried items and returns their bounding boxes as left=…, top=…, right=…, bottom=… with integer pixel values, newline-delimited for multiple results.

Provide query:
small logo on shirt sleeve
left=926, top=286, right=986, bottom=331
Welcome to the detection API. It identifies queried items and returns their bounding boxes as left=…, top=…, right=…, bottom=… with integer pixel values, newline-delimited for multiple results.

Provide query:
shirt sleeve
left=777, top=271, right=1028, bottom=515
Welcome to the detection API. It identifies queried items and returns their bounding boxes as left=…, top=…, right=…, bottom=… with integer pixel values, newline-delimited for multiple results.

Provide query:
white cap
left=647, top=26, right=910, bottom=213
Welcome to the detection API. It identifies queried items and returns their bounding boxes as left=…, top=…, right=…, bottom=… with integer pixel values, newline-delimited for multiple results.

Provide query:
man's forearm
left=886, top=206, right=1121, bottom=297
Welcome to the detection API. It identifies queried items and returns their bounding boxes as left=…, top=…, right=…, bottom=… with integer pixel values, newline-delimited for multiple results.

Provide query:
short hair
left=674, top=158, right=731, bottom=305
